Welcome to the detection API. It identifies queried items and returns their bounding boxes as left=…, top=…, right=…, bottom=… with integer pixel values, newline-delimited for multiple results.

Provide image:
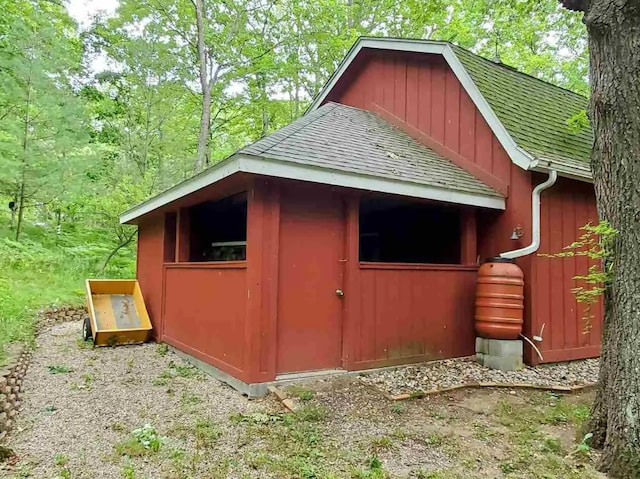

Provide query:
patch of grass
left=352, top=456, right=387, bottom=479
left=492, top=393, right=600, bottom=478
left=170, top=361, right=201, bottom=379
left=156, top=343, right=169, bottom=356
left=472, top=421, right=497, bottom=441
left=115, top=424, right=164, bottom=457
left=370, top=436, right=395, bottom=451
left=391, top=403, right=406, bottom=414
left=293, top=405, right=328, bottom=422
left=181, top=392, right=202, bottom=405
left=82, top=373, right=94, bottom=386
left=48, top=365, right=72, bottom=374
left=154, top=362, right=202, bottom=385
left=231, top=411, right=285, bottom=425
left=115, top=437, right=148, bottom=458
left=542, top=436, right=563, bottom=454
left=54, top=453, right=68, bottom=466
left=413, top=471, right=459, bottom=479
left=110, top=422, right=126, bottom=432
left=429, top=410, right=446, bottom=420
left=121, top=462, right=136, bottom=479
left=499, top=461, right=518, bottom=474
left=194, top=419, right=222, bottom=448
left=152, top=376, right=168, bottom=386
left=424, top=432, right=446, bottom=447
left=287, top=386, right=315, bottom=401
left=76, top=338, right=93, bottom=349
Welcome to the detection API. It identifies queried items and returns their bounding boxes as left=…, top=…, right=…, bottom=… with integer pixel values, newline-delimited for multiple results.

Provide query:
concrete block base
left=476, top=337, right=523, bottom=371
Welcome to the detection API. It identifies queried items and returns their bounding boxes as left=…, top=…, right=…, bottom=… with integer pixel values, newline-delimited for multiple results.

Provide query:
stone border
left=381, top=381, right=598, bottom=401
left=35, top=305, right=87, bottom=333
left=0, top=347, right=31, bottom=439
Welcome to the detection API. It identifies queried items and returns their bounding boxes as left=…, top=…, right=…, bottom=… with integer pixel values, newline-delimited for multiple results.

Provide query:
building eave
left=120, top=153, right=505, bottom=224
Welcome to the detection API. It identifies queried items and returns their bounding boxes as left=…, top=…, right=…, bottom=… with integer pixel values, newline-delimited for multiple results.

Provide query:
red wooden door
left=277, top=185, right=345, bottom=374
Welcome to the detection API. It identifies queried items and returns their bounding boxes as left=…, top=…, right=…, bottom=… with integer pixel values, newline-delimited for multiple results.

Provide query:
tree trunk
left=193, top=0, right=211, bottom=173
left=578, top=1, right=640, bottom=476
left=16, top=73, right=32, bottom=242
left=14, top=178, right=26, bottom=242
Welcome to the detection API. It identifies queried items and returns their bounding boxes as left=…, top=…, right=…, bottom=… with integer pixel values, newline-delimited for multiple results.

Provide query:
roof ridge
left=447, top=43, right=588, bottom=101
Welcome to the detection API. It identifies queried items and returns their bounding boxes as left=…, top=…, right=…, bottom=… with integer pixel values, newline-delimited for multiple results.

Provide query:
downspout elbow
left=499, top=170, right=558, bottom=260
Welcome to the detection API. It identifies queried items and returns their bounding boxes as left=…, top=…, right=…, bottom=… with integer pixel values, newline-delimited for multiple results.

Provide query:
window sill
left=359, top=262, right=478, bottom=271
left=164, top=261, right=247, bottom=269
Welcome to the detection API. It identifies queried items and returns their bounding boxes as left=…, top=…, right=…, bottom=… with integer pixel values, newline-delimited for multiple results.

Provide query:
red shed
left=121, top=38, right=600, bottom=396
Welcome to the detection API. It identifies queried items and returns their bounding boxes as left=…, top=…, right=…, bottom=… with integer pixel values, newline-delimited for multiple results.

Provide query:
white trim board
left=119, top=159, right=240, bottom=224
left=120, top=154, right=505, bottom=223
left=307, top=37, right=533, bottom=171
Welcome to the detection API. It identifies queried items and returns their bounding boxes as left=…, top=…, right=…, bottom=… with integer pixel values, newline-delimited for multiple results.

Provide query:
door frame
left=274, top=185, right=347, bottom=374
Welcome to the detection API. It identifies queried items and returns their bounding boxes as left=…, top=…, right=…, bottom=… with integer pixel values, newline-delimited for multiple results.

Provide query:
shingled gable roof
left=308, top=37, right=593, bottom=181
left=120, top=102, right=504, bottom=223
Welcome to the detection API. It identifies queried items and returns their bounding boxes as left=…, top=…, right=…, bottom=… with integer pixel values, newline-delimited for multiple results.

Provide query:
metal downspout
left=498, top=170, right=558, bottom=361
left=499, top=170, right=558, bottom=259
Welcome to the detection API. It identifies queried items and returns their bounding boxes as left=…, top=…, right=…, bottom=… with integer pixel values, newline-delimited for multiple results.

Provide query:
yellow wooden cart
left=83, top=279, right=153, bottom=346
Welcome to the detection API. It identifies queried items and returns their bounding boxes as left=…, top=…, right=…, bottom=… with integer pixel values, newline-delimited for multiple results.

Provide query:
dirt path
left=0, top=322, right=606, bottom=479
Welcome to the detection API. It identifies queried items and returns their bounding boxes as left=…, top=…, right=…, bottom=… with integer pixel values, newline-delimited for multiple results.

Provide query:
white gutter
left=499, top=170, right=558, bottom=259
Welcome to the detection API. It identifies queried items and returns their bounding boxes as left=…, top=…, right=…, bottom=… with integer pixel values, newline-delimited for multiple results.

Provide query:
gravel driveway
left=0, top=322, right=275, bottom=479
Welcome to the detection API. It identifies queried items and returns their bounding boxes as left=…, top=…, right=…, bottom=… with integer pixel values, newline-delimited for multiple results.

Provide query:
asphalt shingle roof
left=451, top=44, right=592, bottom=170
left=240, top=102, right=501, bottom=198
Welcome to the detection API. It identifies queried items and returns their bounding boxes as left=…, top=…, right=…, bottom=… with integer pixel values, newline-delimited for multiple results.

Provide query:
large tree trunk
left=193, top=0, right=211, bottom=173
left=562, top=1, right=640, bottom=477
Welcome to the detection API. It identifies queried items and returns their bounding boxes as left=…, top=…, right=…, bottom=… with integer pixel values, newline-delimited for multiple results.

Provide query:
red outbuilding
left=121, top=38, right=601, bottom=396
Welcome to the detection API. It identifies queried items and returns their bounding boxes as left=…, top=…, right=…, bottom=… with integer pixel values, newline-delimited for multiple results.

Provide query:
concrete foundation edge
left=169, top=346, right=477, bottom=397
left=168, top=346, right=270, bottom=398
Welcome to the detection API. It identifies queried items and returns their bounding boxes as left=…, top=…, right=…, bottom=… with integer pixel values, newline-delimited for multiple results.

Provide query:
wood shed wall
left=532, top=176, right=602, bottom=363
left=136, top=215, right=165, bottom=339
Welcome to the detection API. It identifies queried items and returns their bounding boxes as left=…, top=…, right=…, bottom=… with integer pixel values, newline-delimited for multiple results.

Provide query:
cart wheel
left=82, top=316, right=93, bottom=341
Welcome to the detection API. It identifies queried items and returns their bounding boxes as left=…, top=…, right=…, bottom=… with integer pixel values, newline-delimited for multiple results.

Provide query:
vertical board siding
left=163, top=265, right=247, bottom=377
left=137, top=215, right=165, bottom=338
left=332, top=52, right=512, bottom=184
left=353, top=266, right=477, bottom=369
left=534, top=177, right=602, bottom=363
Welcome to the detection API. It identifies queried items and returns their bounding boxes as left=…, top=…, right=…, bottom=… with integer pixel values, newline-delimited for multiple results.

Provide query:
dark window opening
left=188, top=193, right=247, bottom=262
left=164, top=212, right=177, bottom=262
left=359, top=197, right=461, bottom=264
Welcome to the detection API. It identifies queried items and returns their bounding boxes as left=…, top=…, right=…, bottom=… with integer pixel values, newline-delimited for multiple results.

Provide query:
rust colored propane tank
left=475, top=258, right=525, bottom=340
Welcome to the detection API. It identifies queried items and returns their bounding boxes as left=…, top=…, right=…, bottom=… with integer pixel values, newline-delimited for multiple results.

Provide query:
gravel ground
left=359, top=356, right=599, bottom=396
left=0, top=321, right=276, bottom=479
left=0, top=322, right=602, bottom=478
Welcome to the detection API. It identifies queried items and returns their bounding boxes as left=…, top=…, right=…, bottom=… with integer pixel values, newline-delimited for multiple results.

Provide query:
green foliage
left=541, top=220, right=617, bottom=331
left=48, top=365, right=72, bottom=374
left=131, top=423, right=164, bottom=452
left=567, top=109, right=590, bottom=133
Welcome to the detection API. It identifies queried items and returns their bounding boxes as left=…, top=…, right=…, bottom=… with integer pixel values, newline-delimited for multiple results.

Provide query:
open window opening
left=188, top=193, right=247, bottom=262
left=359, top=197, right=461, bottom=264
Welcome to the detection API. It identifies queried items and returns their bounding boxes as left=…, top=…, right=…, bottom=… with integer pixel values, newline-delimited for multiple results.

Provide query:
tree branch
left=560, top=0, right=588, bottom=12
